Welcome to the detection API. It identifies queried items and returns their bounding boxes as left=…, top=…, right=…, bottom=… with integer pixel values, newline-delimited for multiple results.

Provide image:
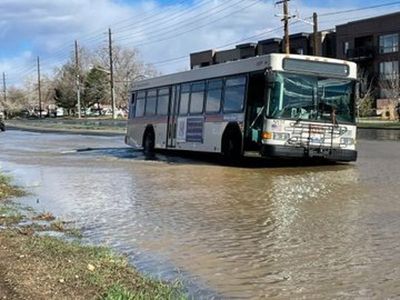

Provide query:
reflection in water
left=1, top=131, right=400, bottom=299
left=358, top=128, right=400, bottom=141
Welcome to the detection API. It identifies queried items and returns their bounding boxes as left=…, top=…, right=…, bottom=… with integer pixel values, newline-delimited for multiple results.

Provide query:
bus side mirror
left=266, top=73, right=276, bottom=89
left=267, top=81, right=276, bottom=89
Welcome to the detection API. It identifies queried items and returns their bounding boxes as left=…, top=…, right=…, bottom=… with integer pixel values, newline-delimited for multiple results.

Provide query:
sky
left=0, top=0, right=399, bottom=87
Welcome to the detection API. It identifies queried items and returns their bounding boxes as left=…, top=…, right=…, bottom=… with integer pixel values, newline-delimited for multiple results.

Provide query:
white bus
left=126, top=53, right=358, bottom=162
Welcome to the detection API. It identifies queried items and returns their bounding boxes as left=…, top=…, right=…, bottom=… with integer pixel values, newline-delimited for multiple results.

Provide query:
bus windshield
left=267, top=72, right=356, bottom=124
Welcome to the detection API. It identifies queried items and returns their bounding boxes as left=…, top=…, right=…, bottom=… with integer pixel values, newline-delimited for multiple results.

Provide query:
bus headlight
left=262, top=132, right=273, bottom=140
left=273, top=132, right=290, bottom=141
left=340, top=138, right=355, bottom=145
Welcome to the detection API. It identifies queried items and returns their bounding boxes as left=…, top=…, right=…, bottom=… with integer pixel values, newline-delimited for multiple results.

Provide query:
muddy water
left=1, top=130, right=400, bottom=299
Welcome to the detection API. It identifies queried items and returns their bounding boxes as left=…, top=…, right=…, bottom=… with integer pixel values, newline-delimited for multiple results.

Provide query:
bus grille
left=285, top=122, right=348, bottom=149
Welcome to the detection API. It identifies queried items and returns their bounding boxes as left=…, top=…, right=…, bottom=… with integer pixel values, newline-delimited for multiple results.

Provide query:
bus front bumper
left=261, top=145, right=357, bottom=162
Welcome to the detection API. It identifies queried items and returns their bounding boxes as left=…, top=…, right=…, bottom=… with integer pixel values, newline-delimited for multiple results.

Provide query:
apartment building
left=190, top=11, right=399, bottom=103
left=336, top=12, right=400, bottom=98
left=190, top=31, right=336, bottom=69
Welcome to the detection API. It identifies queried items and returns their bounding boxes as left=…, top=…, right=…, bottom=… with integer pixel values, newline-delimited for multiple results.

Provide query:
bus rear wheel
left=222, top=131, right=242, bottom=162
left=143, top=131, right=155, bottom=156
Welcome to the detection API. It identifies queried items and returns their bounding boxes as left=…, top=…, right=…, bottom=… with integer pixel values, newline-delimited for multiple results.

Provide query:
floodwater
left=1, top=129, right=400, bottom=299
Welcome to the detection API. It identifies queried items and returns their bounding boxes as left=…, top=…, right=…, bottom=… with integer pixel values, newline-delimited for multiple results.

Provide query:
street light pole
left=2, top=72, right=6, bottom=105
left=37, top=56, right=42, bottom=118
left=313, top=12, right=320, bottom=56
left=108, top=28, right=116, bottom=119
left=75, top=40, right=81, bottom=119
left=276, top=0, right=291, bottom=54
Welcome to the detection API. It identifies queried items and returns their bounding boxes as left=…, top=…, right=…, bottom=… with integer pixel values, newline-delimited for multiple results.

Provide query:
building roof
left=336, top=11, right=400, bottom=28
left=258, top=38, right=282, bottom=44
left=289, top=32, right=311, bottom=39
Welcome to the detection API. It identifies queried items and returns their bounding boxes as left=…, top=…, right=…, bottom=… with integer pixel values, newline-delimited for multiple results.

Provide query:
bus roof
left=132, top=53, right=357, bottom=91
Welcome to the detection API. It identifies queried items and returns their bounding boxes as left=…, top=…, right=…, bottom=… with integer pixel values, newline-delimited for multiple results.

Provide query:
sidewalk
left=5, top=119, right=126, bottom=136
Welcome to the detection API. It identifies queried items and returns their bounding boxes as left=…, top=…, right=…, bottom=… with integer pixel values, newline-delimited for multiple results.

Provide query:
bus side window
left=135, top=91, right=146, bottom=117
left=190, top=81, right=205, bottom=114
left=206, top=79, right=223, bottom=113
left=157, top=88, right=170, bottom=115
left=146, top=90, right=157, bottom=116
left=223, top=76, right=246, bottom=113
left=179, top=84, right=190, bottom=115
left=129, top=93, right=136, bottom=119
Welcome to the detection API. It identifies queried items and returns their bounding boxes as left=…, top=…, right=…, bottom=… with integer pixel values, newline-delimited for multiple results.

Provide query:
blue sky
left=0, top=0, right=398, bottom=86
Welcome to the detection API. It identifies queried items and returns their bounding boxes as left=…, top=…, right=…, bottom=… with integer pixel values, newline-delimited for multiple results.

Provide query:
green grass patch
left=0, top=174, right=25, bottom=200
left=0, top=172, right=186, bottom=299
left=357, top=121, right=400, bottom=129
left=16, top=235, right=187, bottom=299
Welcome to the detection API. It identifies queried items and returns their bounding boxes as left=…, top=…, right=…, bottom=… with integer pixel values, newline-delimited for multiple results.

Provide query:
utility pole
left=2, top=72, right=6, bottom=105
left=276, top=0, right=291, bottom=54
left=37, top=56, right=42, bottom=118
left=75, top=40, right=81, bottom=119
left=313, top=12, right=320, bottom=56
left=108, top=28, right=116, bottom=120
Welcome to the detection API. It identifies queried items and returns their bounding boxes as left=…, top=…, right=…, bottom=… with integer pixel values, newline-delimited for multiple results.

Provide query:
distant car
left=102, top=108, right=127, bottom=118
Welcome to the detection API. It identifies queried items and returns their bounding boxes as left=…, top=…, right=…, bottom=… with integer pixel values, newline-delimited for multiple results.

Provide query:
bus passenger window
left=179, top=84, right=190, bottom=115
left=190, top=82, right=205, bottom=114
left=146, top=90, right=157, bottom=116
left=129, top=93, right=135, bottom=119
left=224, top=76, right=246, bottom=112
left=135, top=91, right=146, bottom=117
left=206, top=79, right=223, bottom=113
left=157, top=88, right=170, bottom=115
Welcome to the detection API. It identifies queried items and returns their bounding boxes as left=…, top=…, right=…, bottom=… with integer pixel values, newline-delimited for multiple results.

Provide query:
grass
left=0, top=233, right=186, bottom=299
left=357, top=122, right=400, bottom=129
left=0, top=173, right=187, bottom=300
left=7, top=119, right=126, bottom=133
left=0, top=173, right=25, bottom=200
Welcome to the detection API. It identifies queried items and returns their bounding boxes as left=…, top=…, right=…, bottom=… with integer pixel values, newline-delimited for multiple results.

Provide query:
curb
left=6, top=125, right=125, bottom=137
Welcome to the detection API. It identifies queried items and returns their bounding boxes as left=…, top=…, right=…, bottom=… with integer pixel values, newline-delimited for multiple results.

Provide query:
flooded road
left=1, top=130, right=400, bottom=299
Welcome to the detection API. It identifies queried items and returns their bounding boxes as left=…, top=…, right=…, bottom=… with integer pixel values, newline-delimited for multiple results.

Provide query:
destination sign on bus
left=283, top=58, right=350, bottom=77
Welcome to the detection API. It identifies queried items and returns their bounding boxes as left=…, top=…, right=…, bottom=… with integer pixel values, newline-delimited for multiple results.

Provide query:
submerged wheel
left=222, top=130, right=242, bottom=162
left=143, top=130, right=155, bottom=156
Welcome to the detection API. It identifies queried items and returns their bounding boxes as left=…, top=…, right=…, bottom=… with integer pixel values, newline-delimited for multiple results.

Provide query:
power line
left=4, top=1, right=400, bottom=85
left=115, top=0, right=254, bottom=42
left=114, top=0, right=205, bottom=34
left=149, top=22, right=297, bottom=67
left=117, top=0, right=261, bottom=46
left=313, top=1, right=400, bottom=18
left=90, top=0, right=190, bottom=38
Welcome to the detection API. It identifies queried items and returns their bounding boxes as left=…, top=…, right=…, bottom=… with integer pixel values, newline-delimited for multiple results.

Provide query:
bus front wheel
left=143, top=130, right=155, bottom=156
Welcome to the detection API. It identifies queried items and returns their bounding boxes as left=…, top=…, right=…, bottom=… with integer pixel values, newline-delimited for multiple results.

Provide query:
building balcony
left=346, top=47, right=376, bottom=61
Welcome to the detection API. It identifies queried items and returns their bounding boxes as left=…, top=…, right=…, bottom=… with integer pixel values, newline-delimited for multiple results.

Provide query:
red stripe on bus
left=204, top=115, right=224, bottom=122
left=128, top=116, right=168, bottom=124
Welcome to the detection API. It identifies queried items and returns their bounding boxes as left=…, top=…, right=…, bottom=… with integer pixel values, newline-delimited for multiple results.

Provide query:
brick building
left=336, top=12, right=400, bottom=99
left=190, top=31, right=337, bottom=69
left=189, top=11, right=400, bottom=106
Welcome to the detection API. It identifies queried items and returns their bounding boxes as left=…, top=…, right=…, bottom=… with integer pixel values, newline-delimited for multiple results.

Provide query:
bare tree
left=94, top=45, right=158, bottom=109
left=357, top=69, right=375, bottom=118
left=2, top=87, right=27, bottom=117
left=379, top=71, right=400, bottom=120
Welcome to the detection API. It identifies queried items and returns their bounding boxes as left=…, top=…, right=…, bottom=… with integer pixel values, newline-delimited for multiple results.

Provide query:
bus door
left=167, top=85, right=180, bottom=148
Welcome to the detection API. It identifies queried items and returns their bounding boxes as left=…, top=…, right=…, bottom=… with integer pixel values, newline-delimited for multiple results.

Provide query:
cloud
left=0, top=0, right=398, bottom=86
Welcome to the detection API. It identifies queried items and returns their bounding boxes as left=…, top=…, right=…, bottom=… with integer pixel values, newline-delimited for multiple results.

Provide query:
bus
left=126, top=53, right=358, bottom=162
